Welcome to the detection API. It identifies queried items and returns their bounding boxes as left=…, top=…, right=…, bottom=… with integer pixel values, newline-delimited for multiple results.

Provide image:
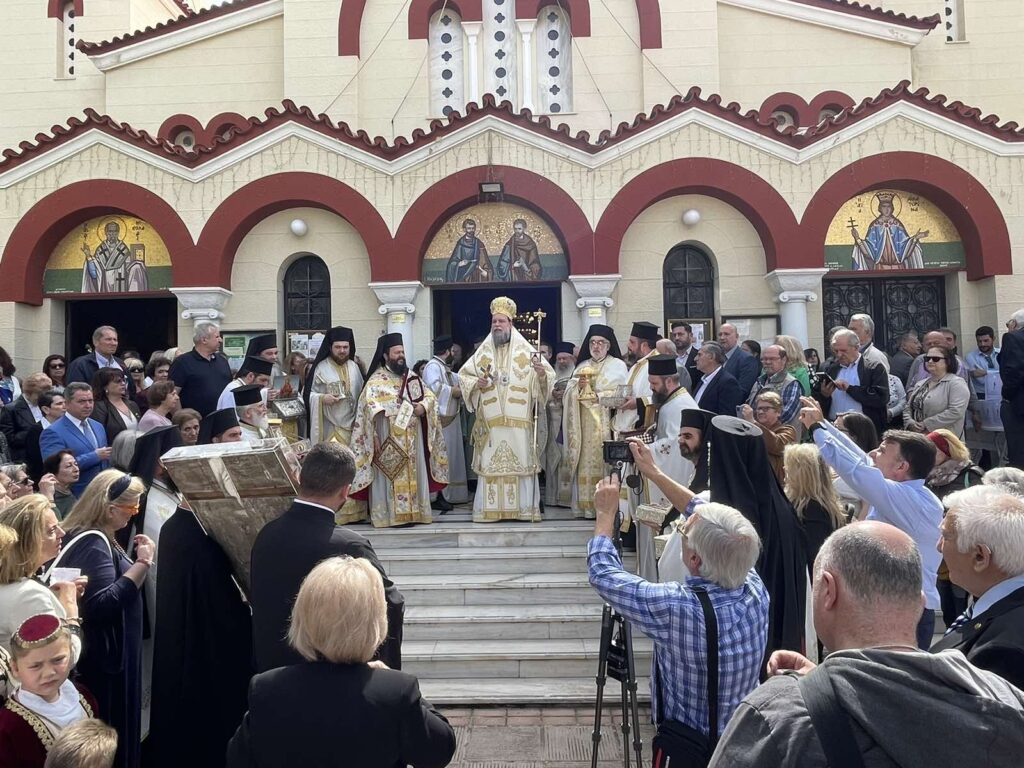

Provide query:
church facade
left=1, top=0, right=1022, bottom=368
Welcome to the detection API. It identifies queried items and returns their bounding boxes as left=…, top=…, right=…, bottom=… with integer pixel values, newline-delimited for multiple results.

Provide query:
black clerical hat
left=245, top=333, right=277, bottom=356
left=555, top=341, right=576, bottom=356
left=240, top=356, right=274, bottom=377
left=630, top=321, right=660, bottom=343
left=680, top=408, right=716, bottom=432
left=647, top=354, right=678, bottom=376
left=199, top=408, right=239, bottom=444
left=232, top=384, right=264, bottom=408
left=433, top=335, right=454, bottom=355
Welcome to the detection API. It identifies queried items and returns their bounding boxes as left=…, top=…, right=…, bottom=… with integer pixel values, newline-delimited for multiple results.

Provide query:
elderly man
left=746, top=344, right=801, bottom=427
left=814, top=328, right=888, bottom=435
left=889, top=331, right=922, bottom=385
left=709, top=522, right=1024, bottom=768
left=692, top=342, right=743, bottom=417
left=66, top=325, right=137, bottom=398
left=906, top=329, right=971, bottom=387
left=718, top=323, right=759, bottom=396
left=848, top=313, right=890, bottom=373
left=234, top=384, right=270, bottom=443
left=589, top=466, right=768, bottom=763
left=999, top=308, right=1024, bottom=468
left=931, top=485, right=1024, bottom=688
left=169, top=322, right=233, bottom=417
left=0, top=372, right=52, bottom=460
left=459, top=297, right=553, bottom=522
left=801, top=397, right=942, bottom=648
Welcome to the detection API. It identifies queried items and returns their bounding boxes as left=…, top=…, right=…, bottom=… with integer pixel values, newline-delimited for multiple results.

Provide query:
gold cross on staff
left=534, top=309, right=547, bottom=349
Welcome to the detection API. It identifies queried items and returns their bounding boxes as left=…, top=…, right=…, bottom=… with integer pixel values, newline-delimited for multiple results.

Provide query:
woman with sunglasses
left=55, top=470, right=154, bottom=768
left=904, top=345, right=971, bottom=439
left=42, top=354, right=68, bottom=389
left=91, top=368, right=141, bottom=444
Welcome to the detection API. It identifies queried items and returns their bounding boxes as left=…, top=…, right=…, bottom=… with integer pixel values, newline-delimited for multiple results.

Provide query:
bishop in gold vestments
left=459, top=297, right=554, bottom=522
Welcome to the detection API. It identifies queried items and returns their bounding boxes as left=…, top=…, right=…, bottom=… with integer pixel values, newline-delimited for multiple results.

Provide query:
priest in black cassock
left=678, top=408, right=714, bottom=495
left=708, top=415, right=807, bottom=655
left=198, top=407, right=243, bottom=444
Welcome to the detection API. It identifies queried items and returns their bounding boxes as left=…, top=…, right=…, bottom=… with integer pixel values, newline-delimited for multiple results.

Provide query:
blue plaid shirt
left=587, top=501, right=769, bottom=737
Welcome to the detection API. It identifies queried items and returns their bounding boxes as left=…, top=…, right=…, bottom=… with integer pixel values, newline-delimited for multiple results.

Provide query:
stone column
left=516, top=19, right=536, bottom=111
left=569, top=274, right=621, bottom=332
left=463, top=22, right=482, bottom=104
left=170, top=287, right=233, bottom=327
left=370, top=281, right=423, bottom=358
left=765, top=269, right=830, bottom=346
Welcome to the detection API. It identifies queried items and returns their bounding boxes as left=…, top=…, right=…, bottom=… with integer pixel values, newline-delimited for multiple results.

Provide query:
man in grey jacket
left=709, top=522, right=1024, bottom=768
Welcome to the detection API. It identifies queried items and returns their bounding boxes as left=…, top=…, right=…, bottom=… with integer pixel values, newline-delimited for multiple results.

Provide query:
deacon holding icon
left=458, top=297, right=554, bottom=523
left=349, top=333, right=449, bottom=528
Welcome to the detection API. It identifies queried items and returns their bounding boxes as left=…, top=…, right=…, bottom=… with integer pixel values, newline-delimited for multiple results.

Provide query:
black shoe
left=431, top=495, right=454, bottom=513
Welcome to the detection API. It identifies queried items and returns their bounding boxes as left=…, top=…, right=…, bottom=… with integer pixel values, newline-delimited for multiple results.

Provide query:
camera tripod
left=591, top=511, right=645, bottom=768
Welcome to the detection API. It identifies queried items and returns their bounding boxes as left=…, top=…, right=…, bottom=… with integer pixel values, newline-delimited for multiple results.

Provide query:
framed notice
left=721, top=315, right=781, bottom=347
left=221, top=330, right=275, bottom=372
left=666, top=318, right=713, bottom=349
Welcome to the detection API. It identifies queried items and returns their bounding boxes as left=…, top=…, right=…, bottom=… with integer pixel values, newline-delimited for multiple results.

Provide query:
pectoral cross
left=113, top=271, right=126, bottom=292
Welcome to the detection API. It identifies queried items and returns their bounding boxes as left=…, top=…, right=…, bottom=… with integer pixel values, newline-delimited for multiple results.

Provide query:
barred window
left=284, top=255, right=331, bottom=333
left=429, top=8, right=465, bottom=118
left=482, top=0, right=518, bottom=105
left=663, top=245, right=715, bottom=321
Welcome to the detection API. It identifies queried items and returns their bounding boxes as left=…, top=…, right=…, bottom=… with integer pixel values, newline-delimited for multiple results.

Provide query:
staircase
left=367, top=509, right=653, bottom=706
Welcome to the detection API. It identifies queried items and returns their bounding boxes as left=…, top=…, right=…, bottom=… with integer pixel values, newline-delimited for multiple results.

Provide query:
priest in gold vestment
left=350, top=333, right=449, bottom=528
left=562, top=324, right=628, bottom=519
left=459, top=297, right=554, bottom=522
left=304, top=326, right=368, bottom=524
left=612, top=321, right=661, bottom=435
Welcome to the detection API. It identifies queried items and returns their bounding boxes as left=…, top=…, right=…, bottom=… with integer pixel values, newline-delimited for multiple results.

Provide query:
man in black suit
left=671, top=321, right=701, bottom=390
left=999, top=309, right=1024, bottom=468
left=0, top=372, right=52, bottom=460
left=250, top=442, right=404, bottom=672
left=718, top=322, right=760, bottom=396
left=931, top=485, right=1024, bottom=689
left=813, top=328, right=888, bottom=436
left=23, top=389, right=66, bottom=483
left=66, top=324, right=137, bottom=397
left=691, top=341, right=743, bottom=416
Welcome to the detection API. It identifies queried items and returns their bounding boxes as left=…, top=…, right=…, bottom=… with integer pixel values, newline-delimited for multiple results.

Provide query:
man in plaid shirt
left=587, top=442, right=769, bottom=739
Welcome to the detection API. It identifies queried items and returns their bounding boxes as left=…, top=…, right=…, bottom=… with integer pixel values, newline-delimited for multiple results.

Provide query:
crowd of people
left=0, top=303, right=1022, bottom=767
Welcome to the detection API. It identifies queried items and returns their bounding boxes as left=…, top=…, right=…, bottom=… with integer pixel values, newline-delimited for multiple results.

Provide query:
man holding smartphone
left=812, top=329, right=888, bottom=435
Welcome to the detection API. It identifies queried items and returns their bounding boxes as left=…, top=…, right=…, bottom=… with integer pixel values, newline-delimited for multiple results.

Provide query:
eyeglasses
left=14, top=478, right=33, bottom=486
left=49, top=363, right=66, bottom=369
left=111, top=502, right=140, bottom=514
left=754, top=406, right=776, bottom=412
left=923, top=356, right=945, bottom=363
left=589, top=340, right=610, bottom=348
left=128, top=368, right=144, bottom=374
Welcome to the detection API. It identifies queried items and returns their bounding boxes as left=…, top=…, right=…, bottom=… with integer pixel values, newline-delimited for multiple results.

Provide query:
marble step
left=403, top=603, right=607, bottom=640
left=397, top=572, right=598, bottom=606
left=403, top=638, right=654, bottom=679
left=380, top=545, right=627, bottom=576
left=418, top=676, right=652, bottom=706
left=363, top=520, right=595, bottom=550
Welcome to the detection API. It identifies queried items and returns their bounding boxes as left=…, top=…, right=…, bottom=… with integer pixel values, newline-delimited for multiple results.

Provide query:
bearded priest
left=459, top=297, right=554, bottom=523
left=349, top=333, right=449, bottom=528
left=304, top=326, right=368, bottom=524
left=562, top=324, right=628, bottom=519
left=234, top=384, right=270, bottom=443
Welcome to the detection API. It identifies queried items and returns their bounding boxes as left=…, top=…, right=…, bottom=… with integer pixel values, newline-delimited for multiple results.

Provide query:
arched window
left=429, top=8, right=465, bottom=117
left=663, top=244, right=715, bottom=324
left=483, top=0, right=517, bottom=105
left=57, top=1, right=76, bottom=79
left=536, top=6, right=572, bottom=114
left=284, top=255, right=332, bottom=334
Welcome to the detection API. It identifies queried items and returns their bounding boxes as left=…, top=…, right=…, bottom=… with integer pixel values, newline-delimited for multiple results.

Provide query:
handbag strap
left=694, top=588, right=720, bottom=748
left=798, top=669, right=866, bottom=768
left=42, top=529, right=112, bottom=582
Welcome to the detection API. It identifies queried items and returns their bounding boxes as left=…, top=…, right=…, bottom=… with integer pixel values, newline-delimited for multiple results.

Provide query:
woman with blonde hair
left=57, top=470, right=154, bottom=768
left=775, top=334, right=812, bottom=395
left=228, top=556, right=455, bottom=768
left=783, top=444, right=846, bottom=573
left=0, top=495, right=82, bottom=660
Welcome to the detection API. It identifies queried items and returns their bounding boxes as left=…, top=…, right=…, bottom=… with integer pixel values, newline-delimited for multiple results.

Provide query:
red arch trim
left=196, top=172, right=394, bottom=286
left=408, top=0, right=482, bottom=40
left=635, top=0, right=662, bottom=49
left=593, top=159, right=799, bottom=275
left=0, top=181, right=197, bottom=305
left=338, top=0, right=369, bottom=55
left=47, top=0, right=83, bottom=18
left=798, top=152, right=1011, bottom=280
left=516, top=0, right=592, bottom=37
left=392, top=166, right=596, bottom=281
left=759, top=91, right=855, bottom=127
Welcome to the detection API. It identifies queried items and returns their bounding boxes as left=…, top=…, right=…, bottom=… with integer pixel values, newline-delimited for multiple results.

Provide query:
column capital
left=765, top=268, right=829, bottom=297
left=778, top=290, right=818, bottom=304
left=377, top=302, right=416, bottom=316
left=515, top=18, right=537, bottom=35
left=170, top=287, right=233, bottom=326
left=462, top=20, right=483, bottom=37
left=569, top=274, right=622, bottom=300
left=369, top=281, right=423, bottom=307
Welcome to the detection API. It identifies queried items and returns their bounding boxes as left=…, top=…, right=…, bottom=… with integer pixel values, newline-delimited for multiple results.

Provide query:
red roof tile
left=78, top=0, right=272, bottom=55
left=784, top=0, right=939, bottom=30
left=1, top=82, right=1020, bottom=175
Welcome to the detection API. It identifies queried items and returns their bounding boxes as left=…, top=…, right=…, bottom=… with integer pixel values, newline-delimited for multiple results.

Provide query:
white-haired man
left=709, top=521, right=1024, bottom=768
left=848, top=313, right=890, bottom=373
left=589, top=443, right=768, bottom=764
left=168, top=322, right=233, bottom=417
left=931, top=485, right=1024, bottom=689
left=999, top=308, right=1024, bottom=468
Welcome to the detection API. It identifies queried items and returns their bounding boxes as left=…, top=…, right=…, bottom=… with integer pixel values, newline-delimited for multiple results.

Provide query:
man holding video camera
left=588, top=440, right=769, bottom=767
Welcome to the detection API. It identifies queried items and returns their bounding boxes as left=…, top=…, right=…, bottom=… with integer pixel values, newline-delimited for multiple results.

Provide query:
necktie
left=80, top=420, right=98, bottom=449
left=984, top=354, right=994, bottom=369
left=944, top=606, right=973, bottom=636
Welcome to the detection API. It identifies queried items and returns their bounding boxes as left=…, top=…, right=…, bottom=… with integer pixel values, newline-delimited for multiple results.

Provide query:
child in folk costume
left=0, top=615, right=97, bottom=768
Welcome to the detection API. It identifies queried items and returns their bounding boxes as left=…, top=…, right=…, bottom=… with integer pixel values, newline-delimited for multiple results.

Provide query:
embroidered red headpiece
left=12, top=614, right=64, bottom=649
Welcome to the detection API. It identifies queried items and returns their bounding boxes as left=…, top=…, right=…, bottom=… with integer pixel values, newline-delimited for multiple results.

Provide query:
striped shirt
left=587, top=505, right=768, bottom=737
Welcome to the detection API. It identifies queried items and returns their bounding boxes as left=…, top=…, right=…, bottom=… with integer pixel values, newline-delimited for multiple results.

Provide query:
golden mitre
left=490, top=296, right=517, bottom=319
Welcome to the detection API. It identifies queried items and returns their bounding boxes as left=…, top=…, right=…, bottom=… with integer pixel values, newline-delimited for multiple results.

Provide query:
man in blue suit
left=39, top=382, right=111, bottom=496
left=719, top=322, right=760, bottom=396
